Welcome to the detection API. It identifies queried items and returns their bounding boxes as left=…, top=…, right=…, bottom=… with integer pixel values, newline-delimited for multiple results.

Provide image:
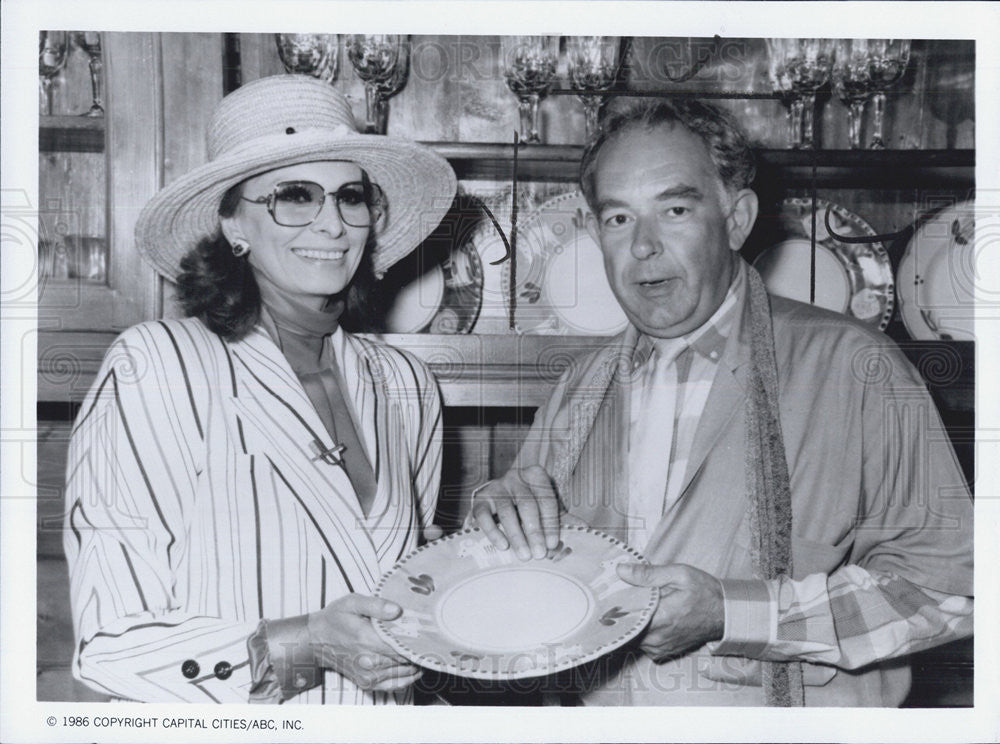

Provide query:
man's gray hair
left=580, top=97, right=757, bottom=208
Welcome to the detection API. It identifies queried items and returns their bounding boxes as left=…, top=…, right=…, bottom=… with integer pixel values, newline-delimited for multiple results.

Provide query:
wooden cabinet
left=38, top=32, right=225, bottom=397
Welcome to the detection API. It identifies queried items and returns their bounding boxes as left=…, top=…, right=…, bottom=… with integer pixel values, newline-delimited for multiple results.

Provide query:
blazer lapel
left=675, top=281, right=755, bottom=501
left=229, top=328, right=327, bottom=445
left=676, top=362, right=747, bottom=498
left=226, top=328, right=381, bottom=586
left=340, top=336, right=420, bottom=565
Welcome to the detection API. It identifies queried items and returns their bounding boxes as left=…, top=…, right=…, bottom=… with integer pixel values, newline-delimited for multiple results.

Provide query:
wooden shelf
left=39, top=115, right=105, bottom=153
left=425, top=142, right=975, bottom=188
left=428, top=142, right=584, bottom=183
left=36, top=117, right=974, bottom=188
left=755, top=149, right=975, bottom=189
left=37, top=331, right=975, bottom=412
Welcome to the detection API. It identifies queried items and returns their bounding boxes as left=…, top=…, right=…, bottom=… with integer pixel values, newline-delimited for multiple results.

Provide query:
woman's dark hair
left=175, top=179, right=385, bottom=341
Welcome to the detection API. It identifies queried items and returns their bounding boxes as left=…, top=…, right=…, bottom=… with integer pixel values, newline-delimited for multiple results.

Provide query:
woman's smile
left=291, top=247, right=349, bottom=261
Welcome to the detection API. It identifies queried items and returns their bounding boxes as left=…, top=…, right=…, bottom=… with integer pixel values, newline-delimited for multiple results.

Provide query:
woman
left=62, top=75, right=457, bottom=704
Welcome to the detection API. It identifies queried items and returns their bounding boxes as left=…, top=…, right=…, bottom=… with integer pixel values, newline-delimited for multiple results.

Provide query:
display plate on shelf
left=502, top=191, right=629, bottom=336
left=897, top=200, right=976, bottom=341
left=753, top=198, right=895, bottom=331
left=374, top=526, right=657, bottom=681
left=383, top=234, right=483, bottom=334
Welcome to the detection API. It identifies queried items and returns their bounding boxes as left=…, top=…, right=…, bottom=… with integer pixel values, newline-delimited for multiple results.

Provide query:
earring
left=231, top=239, right=250, bottom=258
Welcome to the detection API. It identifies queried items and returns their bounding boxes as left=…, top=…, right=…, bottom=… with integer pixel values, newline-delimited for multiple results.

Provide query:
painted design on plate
left=407, top=574, right=435, bottom=595
left=599, top=607, right=632, bottom=626
left=501, top=191, right=630, bottom=336
left=898, top=200, right=981, bottom=341
left=753, top=198, right=895, bottom=331
left=374, top=526, right=658, bottom=680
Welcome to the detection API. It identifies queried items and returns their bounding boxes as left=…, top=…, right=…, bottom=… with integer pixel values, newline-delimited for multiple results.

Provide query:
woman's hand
left=423, top=524, right=445, bottom=542
left=307, top=594, right=422, bottom=691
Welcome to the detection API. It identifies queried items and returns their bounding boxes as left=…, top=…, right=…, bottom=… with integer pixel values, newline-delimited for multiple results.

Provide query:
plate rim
left=373, top=524, right=659, bottom=681
left=383, top=234, right=485, bottom=334
left=502, top=190, right=630, bottom=336
left=754, top=236, right=852, bottom=314
left=755, top=196, right=895, bottom=331
left=898, top=199, right=975, bottom=341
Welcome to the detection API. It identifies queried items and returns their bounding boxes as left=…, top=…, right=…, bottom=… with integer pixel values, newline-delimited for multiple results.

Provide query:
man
left=471, top=99, right=973, bottom=706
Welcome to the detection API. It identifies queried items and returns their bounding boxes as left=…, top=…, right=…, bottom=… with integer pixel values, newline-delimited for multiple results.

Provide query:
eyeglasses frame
left=239, top=178, right=385, bottom=228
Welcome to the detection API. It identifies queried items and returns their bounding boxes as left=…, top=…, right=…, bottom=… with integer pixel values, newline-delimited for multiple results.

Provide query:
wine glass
left=73, top=32, right=104, bottom=116
left=866, top=39, right=911, bottom=149
left=565, top=36, right=621, bottom=141
left=832, top=39, right=877, bottom=149
left=766, top=38, right=834, bottom=149
left=500, top=36, right=560, bottom=144
left=39, top=31, right=68, bottom=116
left=275, top=34, right=339, bottom=82
left=346, top=35, right=409, bottom=135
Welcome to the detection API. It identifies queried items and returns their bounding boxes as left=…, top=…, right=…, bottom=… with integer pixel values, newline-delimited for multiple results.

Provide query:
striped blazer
left=63, top=317, right=442, bottom=704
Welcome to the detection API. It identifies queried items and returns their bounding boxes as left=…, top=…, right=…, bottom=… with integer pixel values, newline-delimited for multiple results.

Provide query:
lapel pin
left=310, top=440, right=347, bottom=467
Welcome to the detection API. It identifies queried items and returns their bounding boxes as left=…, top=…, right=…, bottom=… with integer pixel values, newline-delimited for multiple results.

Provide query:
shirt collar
left=631, top=260, right=745, bottom=369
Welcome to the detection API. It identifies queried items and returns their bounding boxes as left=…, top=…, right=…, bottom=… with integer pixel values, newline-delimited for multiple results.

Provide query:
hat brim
left=135, top=130, right=457, bottom=281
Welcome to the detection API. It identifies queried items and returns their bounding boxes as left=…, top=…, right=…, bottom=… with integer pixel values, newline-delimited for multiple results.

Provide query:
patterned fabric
left=742, top=267, right=803, bottom=706
left=713, top=567, right=973, bottom=670
left=627, top=275, right=737, bottom=549
left=63, top=317, right=441, bottom=704
left=627, top=342, right=680, bottom=549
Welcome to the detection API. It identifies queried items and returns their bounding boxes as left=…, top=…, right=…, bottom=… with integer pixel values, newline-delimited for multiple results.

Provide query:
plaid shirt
left=629, top=263, right=973, bottom=672
left=712, top=564, right=973, bottom=669
left=627, top=277, right=737, bottom=550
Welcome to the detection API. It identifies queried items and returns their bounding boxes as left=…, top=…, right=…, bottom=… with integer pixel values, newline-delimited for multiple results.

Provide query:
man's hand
left=469, top=465, right=564, bottom=560
left=308, top=594, right=422, bottom=691
left=617, top=563, right=725, bottom=662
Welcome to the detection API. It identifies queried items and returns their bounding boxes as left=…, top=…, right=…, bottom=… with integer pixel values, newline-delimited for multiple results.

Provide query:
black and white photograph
left=2, top=2, right=998, bottom=742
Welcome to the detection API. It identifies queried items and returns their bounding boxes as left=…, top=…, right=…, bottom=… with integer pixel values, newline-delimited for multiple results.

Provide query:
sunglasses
left=240, top=180, right=385, bottom=228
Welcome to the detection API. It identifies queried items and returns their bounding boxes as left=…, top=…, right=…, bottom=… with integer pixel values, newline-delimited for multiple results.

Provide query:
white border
left=3, top=2, right=999, bottom=742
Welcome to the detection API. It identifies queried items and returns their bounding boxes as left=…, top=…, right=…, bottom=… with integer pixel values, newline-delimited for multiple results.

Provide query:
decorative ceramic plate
left=373, top=526, right=658, bottom=680
left=384, top=236, right=484, bottom=334
left=753, top=198, right=895, bottom=331
left=897, top=200, right=977, bottom=341
left=501, top=191, right=629, bottom=336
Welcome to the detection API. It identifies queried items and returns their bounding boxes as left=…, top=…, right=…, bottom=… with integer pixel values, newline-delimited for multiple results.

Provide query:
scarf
left=745, top=267, right=804, bottom=706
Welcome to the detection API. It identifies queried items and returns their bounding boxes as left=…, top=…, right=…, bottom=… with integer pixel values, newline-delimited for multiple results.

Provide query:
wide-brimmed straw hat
left=135, top=74, right=457, bottom=281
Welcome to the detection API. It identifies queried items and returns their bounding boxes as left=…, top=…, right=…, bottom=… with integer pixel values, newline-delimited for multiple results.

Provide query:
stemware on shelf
left=275, top=34, right=340, bottom=82
left=831, top=39, right=878, bottom=149
left=39, top=31, right=69, bottom=116
left=565, top=36, right=621, bottom=142
left=766, top=38, right=834, bottom=149
left=73, top=32, right=104, bottom=117
left=500, top=36, right=560, bottom=144
left=866, top=39, right=911, bottom=149
left=346, top=35, right=410, bottom=135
